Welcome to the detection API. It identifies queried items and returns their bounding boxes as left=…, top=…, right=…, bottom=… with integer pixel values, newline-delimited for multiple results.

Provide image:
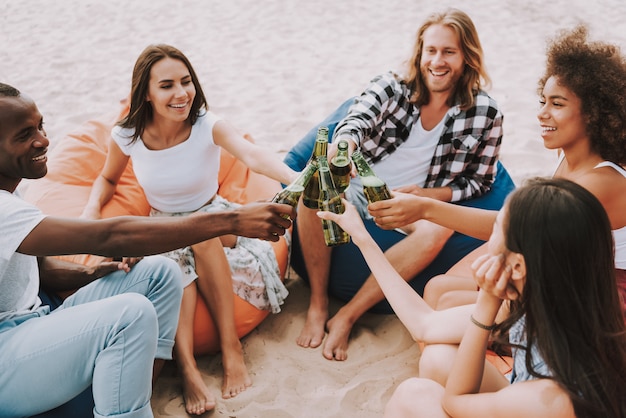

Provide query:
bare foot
left=181, top=366, right=216, bottom=415
left=296, top=306, right=328, bottom=348
left=221, top=343, right=252, bottom=399
left=322, top=313, right=354, bottom=361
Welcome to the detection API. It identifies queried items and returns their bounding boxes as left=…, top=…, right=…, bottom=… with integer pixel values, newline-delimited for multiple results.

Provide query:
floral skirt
left=150, top=195, right=289, bottom=313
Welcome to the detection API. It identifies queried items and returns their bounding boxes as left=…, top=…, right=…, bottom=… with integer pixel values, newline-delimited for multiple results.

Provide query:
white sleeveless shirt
left=594, top=161, right=626, bottom=269
left=112, top=112, right=222, bottom=212
left=553, top=156, right=626, bottom=268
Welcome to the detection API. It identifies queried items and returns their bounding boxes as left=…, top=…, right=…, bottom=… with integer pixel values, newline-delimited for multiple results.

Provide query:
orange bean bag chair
left=23, top=104, right=289, bottom=355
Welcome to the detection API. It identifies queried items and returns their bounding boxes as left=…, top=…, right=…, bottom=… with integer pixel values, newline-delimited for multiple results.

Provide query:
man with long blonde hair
left=285, top=8, right=514, bottom=361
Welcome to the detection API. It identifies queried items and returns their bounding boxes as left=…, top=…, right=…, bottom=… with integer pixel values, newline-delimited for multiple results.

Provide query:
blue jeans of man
left=0, top=256, right=183, bottom=418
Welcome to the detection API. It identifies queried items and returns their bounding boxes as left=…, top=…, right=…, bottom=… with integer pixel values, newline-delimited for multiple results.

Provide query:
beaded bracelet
left=470, top=314, right=496, bottom=331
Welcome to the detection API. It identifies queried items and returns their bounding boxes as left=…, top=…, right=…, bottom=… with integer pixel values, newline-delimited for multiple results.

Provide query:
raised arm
left=368, top=192, right=498, bottom=241
left=213, top=120, right=297, bottom=186
left=20, top=201, right=295, bottom=258
left=441, top=256, right=574, bottom=418
left=317, top=200, right=472, bottom=344
left=81, top=139, right=130, bottom=219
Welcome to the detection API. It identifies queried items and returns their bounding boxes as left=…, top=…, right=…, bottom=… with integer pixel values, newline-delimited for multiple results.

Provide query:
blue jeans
left=0, top=256, right=183, bottom=418
left=285, top=99, right=516, bottom=313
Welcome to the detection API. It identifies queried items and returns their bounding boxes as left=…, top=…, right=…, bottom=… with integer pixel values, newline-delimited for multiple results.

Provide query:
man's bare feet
left=181, top=366, right=216, bottom=415
left=296, top=306, right=328, bottom=348
left=221, top=343, right=252, bottom=399
left=322, top=311, right=355, bottom=361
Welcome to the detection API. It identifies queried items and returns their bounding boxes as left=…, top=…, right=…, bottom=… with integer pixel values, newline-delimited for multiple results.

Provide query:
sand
left=2, top=0, right=626, bottom=416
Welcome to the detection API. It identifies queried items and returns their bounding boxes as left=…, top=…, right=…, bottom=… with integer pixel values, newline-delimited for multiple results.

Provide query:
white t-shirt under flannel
left=334, top=72, right=503, bottom=202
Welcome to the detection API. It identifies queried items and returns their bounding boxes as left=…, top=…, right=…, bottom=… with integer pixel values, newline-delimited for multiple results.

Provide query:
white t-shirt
left=112, top=112, right=222, bottom=212
left=373, top=115, right=445, bottom=189
left=0, top=190, right=46, bottom=321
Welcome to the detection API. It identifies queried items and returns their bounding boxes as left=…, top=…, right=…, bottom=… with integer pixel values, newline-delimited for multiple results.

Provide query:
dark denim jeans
left=284, top=98, right=516, bottom=313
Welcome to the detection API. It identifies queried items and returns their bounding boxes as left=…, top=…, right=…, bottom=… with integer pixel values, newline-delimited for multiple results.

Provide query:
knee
left=385, top=377, right=443, bottom=417
left=418, top=344, right=456, bottom=385
left=114, top=293, right=159, bottom=334
left=141, top=256, right=183, bottom=297
left=423, top=274, right=447, bottom=308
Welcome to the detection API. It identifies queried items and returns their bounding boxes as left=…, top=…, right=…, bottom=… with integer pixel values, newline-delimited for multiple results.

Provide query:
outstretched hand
left=470, top=254, right=519, bottom=301
left=368, top=191, right=427, bottom=230
left=316, top=199, right=369, bottom=244
left=233, top=201, right=296, bottom=241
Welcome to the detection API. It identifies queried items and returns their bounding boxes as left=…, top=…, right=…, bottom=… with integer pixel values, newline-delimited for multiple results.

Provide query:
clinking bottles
left=329, top=139, right=351, bottom=194
left=272, top=160, right=319, bottom=213
left=350, top=150, right=391, bottom=203
left=302, top=126, right=329, bottom=209
left=317, top=155, right=350, bottom=246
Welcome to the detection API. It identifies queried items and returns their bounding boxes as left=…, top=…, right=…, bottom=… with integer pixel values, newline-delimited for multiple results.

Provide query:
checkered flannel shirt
left=333, top=72, right=503, bottom=202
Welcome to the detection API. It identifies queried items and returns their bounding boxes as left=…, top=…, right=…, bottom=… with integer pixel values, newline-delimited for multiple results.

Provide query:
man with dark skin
left=0, top=82, right=294, bottom=417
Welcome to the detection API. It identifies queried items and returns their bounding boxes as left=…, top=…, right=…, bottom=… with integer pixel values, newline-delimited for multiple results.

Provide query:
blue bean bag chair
left=285, top=98, right=516, bottom=313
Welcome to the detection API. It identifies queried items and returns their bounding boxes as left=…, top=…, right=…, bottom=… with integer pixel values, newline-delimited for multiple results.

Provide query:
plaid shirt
left=333, top=72, right=503, bottom=202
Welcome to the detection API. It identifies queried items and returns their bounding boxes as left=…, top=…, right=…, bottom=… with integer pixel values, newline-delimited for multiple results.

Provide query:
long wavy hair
left=402, top=8, right=490, bottom=110
left=118, top=44, right=208, bottom=144
left=496, top=178, right=626, bottom=418
left=538, top=25, right=626, bottom=166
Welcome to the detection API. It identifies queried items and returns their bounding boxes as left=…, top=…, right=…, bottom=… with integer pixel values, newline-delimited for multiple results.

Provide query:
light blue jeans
left=0, top=256, right=183, bottom=418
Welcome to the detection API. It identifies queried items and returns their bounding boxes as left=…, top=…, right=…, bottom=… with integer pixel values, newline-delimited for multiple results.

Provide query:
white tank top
left=594, top=161, right=626, bottom=269
left=113, top=112, right=221, bottom=212
left=554, top=155, right=626, bottom=268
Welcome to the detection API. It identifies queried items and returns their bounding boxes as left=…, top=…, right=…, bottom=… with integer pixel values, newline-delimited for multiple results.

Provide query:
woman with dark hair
left=319, top=178, right=626, bottom=417
left=81, top=44, right=297, bottom=415
left=369, top=25, right=626, bottom=313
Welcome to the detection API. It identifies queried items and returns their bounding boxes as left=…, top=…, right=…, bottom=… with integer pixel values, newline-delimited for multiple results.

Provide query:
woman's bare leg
left=193, top=237, right=252, bottom=399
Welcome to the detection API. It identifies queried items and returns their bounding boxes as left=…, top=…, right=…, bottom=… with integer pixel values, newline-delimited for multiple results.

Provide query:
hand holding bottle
left=351, top=150, right=392, bottom=203
left=302, top=127, right=329, bottom=209
left=329, top=139, right=352, bottom=193
left=317, top=155, right=350, bottom=246
left=317, top=198, right=369, bottom=247
left=368, top=191, right=431, bottom=229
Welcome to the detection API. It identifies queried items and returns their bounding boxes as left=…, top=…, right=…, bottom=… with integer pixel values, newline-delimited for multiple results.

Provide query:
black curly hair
left=538, top=25, right=626, bottom=166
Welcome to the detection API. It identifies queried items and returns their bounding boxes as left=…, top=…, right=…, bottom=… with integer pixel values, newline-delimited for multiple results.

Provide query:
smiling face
left=0, top=94, right=49, bottom=192
left=420, top=24, right=465, bottom=97
left=146, top=57, right=196, bottom=124
left=537, top=76, right=589, bottom=151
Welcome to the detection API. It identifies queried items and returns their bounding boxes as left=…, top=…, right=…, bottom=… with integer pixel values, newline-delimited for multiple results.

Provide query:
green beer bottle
left=272, top=159, right=319, bottom=211
left=302, top=126, right=329, bottom=209
left=351, top=150, right=392, bottom=203
left=329, top=139, right=352, bottom=194
left=317, top=155, right=350, bottom=246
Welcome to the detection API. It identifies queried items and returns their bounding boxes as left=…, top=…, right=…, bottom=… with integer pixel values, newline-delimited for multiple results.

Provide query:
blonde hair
left=403, top=8, right=490, bottom=109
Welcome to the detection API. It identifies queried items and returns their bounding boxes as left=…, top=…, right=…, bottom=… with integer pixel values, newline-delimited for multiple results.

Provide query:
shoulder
left=195, top=111, right=223, bottom=131
left=111, top=125, right=135, bottom=145
left=367, top=72, right=410, bottom=97
left=474, top=90, right=501, bottom=115
left=459, top=90, right=502, bottom=121
left=576, top=167, right=626, bottom=223
left=579, top=165, right=626, bottom=195
left=0, top=191, right=45, bottom=226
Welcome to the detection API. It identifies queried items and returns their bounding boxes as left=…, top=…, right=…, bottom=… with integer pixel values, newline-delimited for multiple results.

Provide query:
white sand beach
left=2, top=0, right=626, bottom=416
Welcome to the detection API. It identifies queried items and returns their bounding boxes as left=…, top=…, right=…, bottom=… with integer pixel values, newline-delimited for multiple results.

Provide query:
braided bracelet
left=470, top=314, right=496, bottom=331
